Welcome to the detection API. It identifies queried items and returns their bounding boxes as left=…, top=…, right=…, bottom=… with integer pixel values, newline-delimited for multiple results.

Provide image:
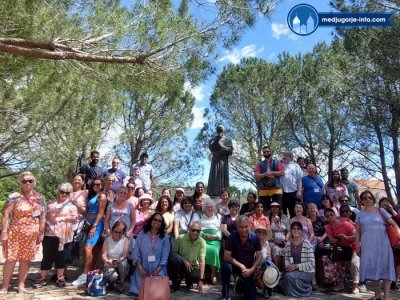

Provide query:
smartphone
left=112, top=259, right=118, bottom=264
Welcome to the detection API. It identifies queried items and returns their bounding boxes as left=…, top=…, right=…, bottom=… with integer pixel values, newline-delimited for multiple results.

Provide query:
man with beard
left=340, top=168, right=360, bottom=208
left=79, top=150, right=104, bottom=188
left=254, top=145, right=285, bottom=211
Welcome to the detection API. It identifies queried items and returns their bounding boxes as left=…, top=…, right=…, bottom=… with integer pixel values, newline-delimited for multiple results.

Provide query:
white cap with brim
left=139, top=194, right=153, bottom=205
left=263, top=265, right=280, bottom=288
left=252, top=225, right=273, bottom=241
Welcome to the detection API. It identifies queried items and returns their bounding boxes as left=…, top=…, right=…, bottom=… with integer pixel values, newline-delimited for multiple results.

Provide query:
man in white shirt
left=281, top=151, right=303, bottom=218
left=129, top=152, right=153, bottom=192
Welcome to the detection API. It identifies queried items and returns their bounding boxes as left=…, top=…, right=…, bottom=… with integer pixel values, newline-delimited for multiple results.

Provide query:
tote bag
left=139, top=275, right=171, bottom=300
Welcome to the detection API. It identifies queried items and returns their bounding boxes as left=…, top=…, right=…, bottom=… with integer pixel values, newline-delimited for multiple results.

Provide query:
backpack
left=256, top=159, right=278, bottom=189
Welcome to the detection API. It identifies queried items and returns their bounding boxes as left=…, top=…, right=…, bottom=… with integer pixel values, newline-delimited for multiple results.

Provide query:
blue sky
left=184, top=0, right=336, bottom=187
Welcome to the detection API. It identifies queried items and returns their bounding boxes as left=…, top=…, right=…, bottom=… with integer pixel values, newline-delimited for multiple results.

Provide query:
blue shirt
left=302, top=175, right=324, bottom=207
left=104, top=168, right=127, bottom=192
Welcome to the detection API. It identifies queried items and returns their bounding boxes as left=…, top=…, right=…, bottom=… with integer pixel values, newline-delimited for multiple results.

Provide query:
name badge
left=32, top=210, right=41, bottom=218
left=313, top=188, right=320, bottom=193
left=148, top=255, right=156, bottom=262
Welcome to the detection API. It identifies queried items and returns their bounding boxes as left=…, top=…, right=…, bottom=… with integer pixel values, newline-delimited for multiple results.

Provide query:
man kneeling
left=221, top=215, right=262, bottom=300
left=168, top=221, right=206, bottom=293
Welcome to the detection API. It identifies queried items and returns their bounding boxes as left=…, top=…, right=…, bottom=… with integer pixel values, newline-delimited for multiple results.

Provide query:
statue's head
left=216, top=125, right=224, bottom=134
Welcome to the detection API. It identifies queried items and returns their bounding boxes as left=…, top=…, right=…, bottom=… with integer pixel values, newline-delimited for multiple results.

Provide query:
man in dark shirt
left=79, top=150, right=104, bottom=188
left=221, top=215, right=262, bottom=300
left=103, top=157, right=126, bottom=192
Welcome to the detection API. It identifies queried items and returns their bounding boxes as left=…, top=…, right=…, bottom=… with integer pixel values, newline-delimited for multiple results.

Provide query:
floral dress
left=270, top=214, right=290, bottom=256
left=45, top=200, right=78, bottom=251
left=4, top=191, right=46, bottom=260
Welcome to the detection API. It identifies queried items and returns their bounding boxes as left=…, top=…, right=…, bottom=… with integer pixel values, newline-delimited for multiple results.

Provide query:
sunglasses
left=93, top=183, right=102, bottom=187
left=59, top=191, right=70, bottom=195
left=113, top=231, right=124, bottom=234
left=190, top=229, right=201, bottom=233
left=339, top=200, right=349, bottom=203
left=21, top=179, right=34, bottom=184
left=153, top=218, right=163, bottom=223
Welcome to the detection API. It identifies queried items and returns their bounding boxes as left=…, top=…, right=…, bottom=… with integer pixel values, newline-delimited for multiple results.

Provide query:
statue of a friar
left=207, top=125, right=233, bottom=197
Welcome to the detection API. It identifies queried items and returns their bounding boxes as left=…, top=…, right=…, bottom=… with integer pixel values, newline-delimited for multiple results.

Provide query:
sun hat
left=270, top=202, right=280, bottom=207
left=176, top=188, right=185, bottom=193
left=262, top=265, right=280, bottom=288
left=252, top=225, right=273, bottom=241
left=139, top=193, right=153, bottom=205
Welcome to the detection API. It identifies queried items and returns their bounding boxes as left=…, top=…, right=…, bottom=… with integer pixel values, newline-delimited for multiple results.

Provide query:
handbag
left=378, top=208, right=399, bottom=247
left=82, top=219, right=92, bottom=233
left=86, top=269, right=106, bottom=297
left=139, top=276, right=171, bottom=300
left=330, top=246, right=353, bottom=262
left=320, top=255, right=337, bottom=284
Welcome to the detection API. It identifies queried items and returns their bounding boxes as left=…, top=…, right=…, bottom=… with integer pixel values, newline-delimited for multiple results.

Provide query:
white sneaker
left=72, top=274, right=87, bottom=286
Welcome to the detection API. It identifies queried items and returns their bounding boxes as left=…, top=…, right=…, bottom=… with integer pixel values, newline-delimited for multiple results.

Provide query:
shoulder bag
left=378, top=208, right=399, bottom=247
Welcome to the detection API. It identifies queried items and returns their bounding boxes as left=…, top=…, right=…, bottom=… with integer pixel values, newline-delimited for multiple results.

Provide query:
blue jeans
left=221, top=262, right=257, bottom=300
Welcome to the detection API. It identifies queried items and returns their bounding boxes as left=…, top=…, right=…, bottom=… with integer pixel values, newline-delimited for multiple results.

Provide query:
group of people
left=0, top=147, right=400, bottom=300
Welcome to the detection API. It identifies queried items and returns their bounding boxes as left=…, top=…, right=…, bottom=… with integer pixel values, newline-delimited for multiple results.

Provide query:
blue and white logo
left=287, top=4, right=319, bottom=36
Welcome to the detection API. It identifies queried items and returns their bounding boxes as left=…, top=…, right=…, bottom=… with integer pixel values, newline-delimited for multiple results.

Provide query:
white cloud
left=184, top=82, right=205, bottom=102
left=271, top=22, right=298, bottom=40
left=268, top=52, right=276, bottom=60
left=190, top=106, right=205, bottom=129
left=218, top=44, right=264, bottom=64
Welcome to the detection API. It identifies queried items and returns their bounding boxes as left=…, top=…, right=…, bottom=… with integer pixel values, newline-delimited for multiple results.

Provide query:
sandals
left=17, top=287, right=28, bottom=294
left=56, top=275, right=66, bottom=287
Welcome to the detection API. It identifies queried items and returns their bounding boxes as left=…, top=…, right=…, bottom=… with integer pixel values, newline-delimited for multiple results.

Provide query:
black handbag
left=330, top=246, right=353, bottom=262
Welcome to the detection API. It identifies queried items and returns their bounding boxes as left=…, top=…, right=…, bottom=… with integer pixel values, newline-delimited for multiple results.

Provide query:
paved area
left=1, top=246, right=400, bottom=299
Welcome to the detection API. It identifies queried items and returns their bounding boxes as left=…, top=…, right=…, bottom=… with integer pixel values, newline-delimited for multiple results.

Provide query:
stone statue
left=207, top=125, right=233, bottom=197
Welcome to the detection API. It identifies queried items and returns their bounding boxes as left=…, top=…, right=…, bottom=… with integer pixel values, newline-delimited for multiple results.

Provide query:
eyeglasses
left=59, top=191, right=70, bottom=195
left=292, top=228, right=302, bottom=231
left=93, top=183, right=102, bottom=187
left=113, top=231, right=124, bottom=234
left=190, top=229, right=201, bottom=233
left=21, top=179, right=34, bottom=184
left=153, top=218, right=163, bottom=223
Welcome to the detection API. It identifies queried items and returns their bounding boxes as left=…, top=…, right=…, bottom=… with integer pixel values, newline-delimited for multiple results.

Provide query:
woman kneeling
left=280, top=221, right=315, bottom=297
